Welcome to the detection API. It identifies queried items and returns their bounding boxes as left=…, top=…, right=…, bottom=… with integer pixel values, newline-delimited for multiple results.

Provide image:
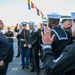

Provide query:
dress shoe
left=40, top=67, right=44, bottom=70
left=28, top=65, right=32, bottom=69
left=16, top=54, right=20, bottom=57
left=29, top=68, right=34, bottom=72
left=35, top=71, right=40, bottom=75
left=25, top=66, right=30, bottom=69
left=21, top=66, right=25, bottom=70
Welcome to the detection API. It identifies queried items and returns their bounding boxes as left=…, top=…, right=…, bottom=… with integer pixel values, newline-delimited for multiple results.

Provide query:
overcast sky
left=0, top=0, right=75, bottom=26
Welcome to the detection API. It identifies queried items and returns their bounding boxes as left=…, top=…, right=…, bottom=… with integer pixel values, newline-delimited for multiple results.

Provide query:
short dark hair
left=49, top=18, right=60, bottom=25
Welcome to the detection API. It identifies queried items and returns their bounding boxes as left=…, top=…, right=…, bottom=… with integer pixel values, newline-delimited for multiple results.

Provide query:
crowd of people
left=0, top=12, right=75, bottom=75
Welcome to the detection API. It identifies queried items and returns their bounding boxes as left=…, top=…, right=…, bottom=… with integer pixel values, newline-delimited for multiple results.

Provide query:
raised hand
left=41, top=26, right=55, bottom=45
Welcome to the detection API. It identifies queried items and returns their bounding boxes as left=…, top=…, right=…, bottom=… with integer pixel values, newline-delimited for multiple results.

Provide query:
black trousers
left=17, top=39, right=20, bottom=56
left=0, top=63, right=8, bottom=75
left=29, top=46, right=40, bottom=71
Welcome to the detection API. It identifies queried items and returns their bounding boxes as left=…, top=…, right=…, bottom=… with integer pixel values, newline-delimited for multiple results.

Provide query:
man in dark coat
left=17, top=22, right=29, bottom=69
left=4, top=27, right=14, bottom=56
left=0, top=20, right=12, bottom=75
left=14, top=23, right=22, bottom=57
left=42, top=25, right=75, bottom=75
left=41, top=12, right=75, bottom=75
left=37, top=22, right=46, bottom=69
left=27, top=21, right=40, bottom=75
left=37, top=22, right=44, bottom=51
left=47, top=13, right=69, bottom=58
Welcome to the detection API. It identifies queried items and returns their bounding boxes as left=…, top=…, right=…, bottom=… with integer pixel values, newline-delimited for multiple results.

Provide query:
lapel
left=28, top=30, right=34, bottom=38
left=0, top=32, right=9, bottom=43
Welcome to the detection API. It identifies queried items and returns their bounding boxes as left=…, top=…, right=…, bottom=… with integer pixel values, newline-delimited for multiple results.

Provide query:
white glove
left=24, top=44, right=27, bottom=47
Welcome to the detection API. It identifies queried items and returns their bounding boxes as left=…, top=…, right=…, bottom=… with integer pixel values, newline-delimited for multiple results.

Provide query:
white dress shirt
left=30, top=30, right=33, bottom=33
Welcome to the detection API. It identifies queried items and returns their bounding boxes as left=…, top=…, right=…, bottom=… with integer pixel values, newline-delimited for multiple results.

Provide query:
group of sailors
left=4, top=12, right=75, bottom=75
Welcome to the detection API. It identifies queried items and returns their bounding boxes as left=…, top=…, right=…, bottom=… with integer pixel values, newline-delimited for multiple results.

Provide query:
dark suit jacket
left=26, top=30, right=38, bottom=47
left=37, top=29, right=43, bottom=45
left=0, top=32, right=12, bottom=64
left=43, top=42, right=75, bottom=75
left=17, top=29, right=28, bottom=50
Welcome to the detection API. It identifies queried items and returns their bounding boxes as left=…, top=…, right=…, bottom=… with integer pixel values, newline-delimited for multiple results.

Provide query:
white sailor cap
left=39, top=22, right=44, bottom=25
left=47, top=13, right=61, bottom=19
left=28, top=21, right=34, bottom=25
left=71, top=12, right=75, bottom=20
left=21, top=22, right=27, bottom=26
left=19, top=24, right=22, bottom=26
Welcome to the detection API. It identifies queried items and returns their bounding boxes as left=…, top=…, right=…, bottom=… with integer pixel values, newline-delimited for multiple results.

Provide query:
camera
left=43, top=24, right=47, bottom=26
